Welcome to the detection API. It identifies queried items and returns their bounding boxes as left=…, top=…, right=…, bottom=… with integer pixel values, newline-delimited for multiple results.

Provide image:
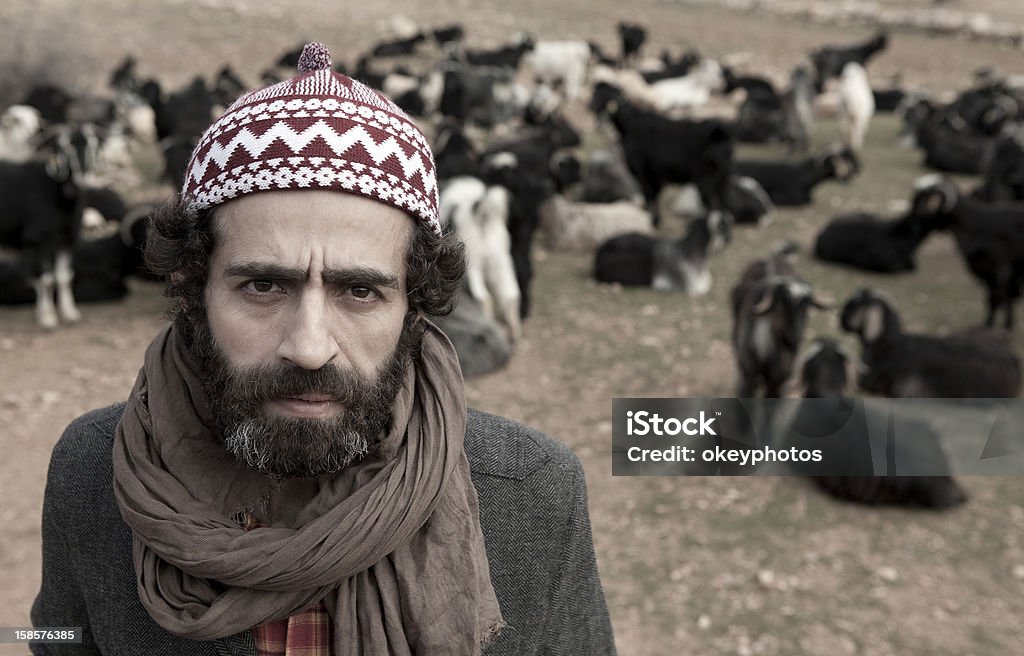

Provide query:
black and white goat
left=672, top=175, right=774, bottom=226
left=0, top=155, right=83, bottom=328
left=593, top=211, right=729, bottom=294
left=731, top=244, right=830, bottom=397
left=793, top=338, right=969, bottom=509
left=911, top=175, right=1024, bottom=329
left=810, top=31, right=889, bottom=92
left=733, top=144, right=860, bottom=206
left=589, top=81, right=734, bottom=225
left=840, top=288, right=1021, bottom=397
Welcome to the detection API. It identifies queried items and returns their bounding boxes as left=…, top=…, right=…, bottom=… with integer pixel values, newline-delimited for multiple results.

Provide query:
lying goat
left=840, top=288, right=1021, bottom=397
left=593, top=211, right=728, bottom=293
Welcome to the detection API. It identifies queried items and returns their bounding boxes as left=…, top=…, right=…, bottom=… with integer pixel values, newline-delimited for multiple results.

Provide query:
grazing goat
left=838, top=62, right=875, bottom=152
left=810, top=32, right=889, bottom=91
left=593, top=211, right=729, bottom=294
left=733, top=144, right=860, bottom=206
left=539, top=196, right=652, bottom=252
left=731, top=243, right=829, bottom=397
left=900, top=97, right=993, bottom=174
left=841, top=288, right=1021, bottom=397
left=912, top=175, right=1024, bottom=329
left=439, top=176, right=521, bottom=343
left=590, top=81, right=734, bottom=226
left=792, top=338, right=969, bottom=509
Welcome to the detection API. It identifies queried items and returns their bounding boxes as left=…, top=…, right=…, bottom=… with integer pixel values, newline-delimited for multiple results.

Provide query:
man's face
left=199, top=189, right=415, bottom=477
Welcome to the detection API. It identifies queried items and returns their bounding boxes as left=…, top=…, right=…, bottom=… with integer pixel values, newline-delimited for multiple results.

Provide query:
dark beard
left=187, top=309, right=422, bottom=479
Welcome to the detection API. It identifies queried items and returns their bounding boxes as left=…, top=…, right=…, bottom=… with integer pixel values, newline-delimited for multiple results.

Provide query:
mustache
left=222, top=362, right=387, bottom=409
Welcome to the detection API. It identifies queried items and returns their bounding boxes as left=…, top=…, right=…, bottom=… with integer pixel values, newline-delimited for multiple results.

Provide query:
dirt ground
left=2, top=1, right=1024, bottom=654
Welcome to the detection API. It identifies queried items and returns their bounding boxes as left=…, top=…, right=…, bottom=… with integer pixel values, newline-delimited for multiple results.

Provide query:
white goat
left=837, top=62, right=875, bottom=152
left=522, top=41, right=592, bottom=102
left=539, top=195, right=653, bottom=252
left=439, top=177, right=522, bottom=343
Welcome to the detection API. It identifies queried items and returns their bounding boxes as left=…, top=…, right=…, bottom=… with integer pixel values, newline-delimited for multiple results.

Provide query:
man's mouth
left=266, top=394, right=344, bottom=418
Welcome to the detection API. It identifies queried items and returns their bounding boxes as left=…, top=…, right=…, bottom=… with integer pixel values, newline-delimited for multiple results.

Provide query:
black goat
left=590, top=81, right=734, bottom=226
left=972, top=130, right=1024, bottom=202
left=840, top=288, right=1021, bottom=397
left=912, top=175, right=1024, bottom=329
left=733, top=144, right=860, bottom=206
left=814, top=187, right=944, bottom=273
left=370, top=33, right=427, bottom=58
left=593, top=211, right=729, bottom=293
left=792, top=338, right=969, bottom=509
left=463, top=35, right=534, bottom=68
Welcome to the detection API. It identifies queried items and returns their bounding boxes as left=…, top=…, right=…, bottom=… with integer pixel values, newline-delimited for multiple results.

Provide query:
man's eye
left=350, top=286, right=373, bottom=299
left=247, top=280, right=278, bottom=293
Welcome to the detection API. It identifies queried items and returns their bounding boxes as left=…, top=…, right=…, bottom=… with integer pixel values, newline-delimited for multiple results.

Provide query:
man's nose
left=277, top=291, right=340, bottom=370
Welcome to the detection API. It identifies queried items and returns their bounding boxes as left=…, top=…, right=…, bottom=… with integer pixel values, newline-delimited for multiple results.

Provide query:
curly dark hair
left=144, top=195, right=465, bottom=344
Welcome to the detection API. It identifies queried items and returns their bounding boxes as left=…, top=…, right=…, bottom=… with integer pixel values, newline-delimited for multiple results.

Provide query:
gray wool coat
left=31, top=404, right=616, bottom=655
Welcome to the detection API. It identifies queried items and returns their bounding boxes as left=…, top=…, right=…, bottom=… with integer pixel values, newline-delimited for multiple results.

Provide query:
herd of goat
left=2, top=20, right=1024, bottom=510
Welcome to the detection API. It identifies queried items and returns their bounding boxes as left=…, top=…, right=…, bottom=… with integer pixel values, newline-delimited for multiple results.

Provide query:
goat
left=838, top=62, right=875, bottom=152
left=810, top=32, right=889, bottom=91
left=733, top=144, right=860, bottom=206
left=814, top=187, right=945, bottom=273
left=439, top=176, right=521, bottom=343
left=522, top=41, right=592, bottom=103
left=900, top=97, right=993, bottom=174
left=593, top=211, right=729, bottom=293
left=672, top=175, right=774, bottom=226
left=0, top=155, right=83, bottom=328
left=539, top=196, right=652, bottom=252
left=617, top=22, right=647, bottom=63
left=463, top=34, right=534, bottom=69
left=589, top=81, right=734, bottom=226
left=648, top=59, right=725, bottom=113
left=912, top=175, right=1024, bottom=329
left=731, top=243, right=830, bottom=397
left=792, top=338, right=969, bottom=509
left=370, top=32, right=427, bottom=58
left=840, top=288, right=1021, bottom=397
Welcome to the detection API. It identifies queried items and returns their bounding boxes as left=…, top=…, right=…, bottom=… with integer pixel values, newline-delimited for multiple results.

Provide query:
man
left=31, top=43, right=615, bottom=655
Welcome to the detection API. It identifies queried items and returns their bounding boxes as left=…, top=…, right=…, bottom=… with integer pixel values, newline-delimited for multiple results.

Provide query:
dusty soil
left=2, top=1, right=1024, bottom=655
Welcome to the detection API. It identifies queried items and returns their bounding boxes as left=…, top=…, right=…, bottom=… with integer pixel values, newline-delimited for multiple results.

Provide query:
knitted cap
left=181, top=42, right=440, bottom=235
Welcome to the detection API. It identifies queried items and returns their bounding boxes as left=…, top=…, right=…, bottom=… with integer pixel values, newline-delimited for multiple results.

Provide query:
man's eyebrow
left=322, top=266, right=401, bottom=290
left=223, top=262, right=308, bottom=282
left=223, top=261, right=400, bottom=290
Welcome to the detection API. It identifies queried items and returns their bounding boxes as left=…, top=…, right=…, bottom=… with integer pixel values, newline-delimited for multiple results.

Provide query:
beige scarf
left=113, top=322, right=503, bottom=655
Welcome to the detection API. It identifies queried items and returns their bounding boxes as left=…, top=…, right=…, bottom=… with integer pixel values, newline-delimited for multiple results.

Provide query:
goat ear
left=863, top=304, right=885, bottom=342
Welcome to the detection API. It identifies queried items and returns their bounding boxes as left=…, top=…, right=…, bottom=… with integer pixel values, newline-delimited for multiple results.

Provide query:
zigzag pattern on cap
left=186, top=122, right=435, bottom=197
left=181, top=43, right=440, bottom=235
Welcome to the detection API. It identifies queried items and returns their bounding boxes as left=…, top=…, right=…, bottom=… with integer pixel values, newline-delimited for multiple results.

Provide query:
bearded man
left=31, top=43, right=615, bottom=655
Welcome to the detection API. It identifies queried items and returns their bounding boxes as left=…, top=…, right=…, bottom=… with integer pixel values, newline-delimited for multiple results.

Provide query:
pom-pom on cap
left=298, top=42, right=332, bottom=73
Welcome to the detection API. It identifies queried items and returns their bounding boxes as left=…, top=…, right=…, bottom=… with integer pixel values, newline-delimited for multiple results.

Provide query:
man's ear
left=170, top=271, right=185, bottom=284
